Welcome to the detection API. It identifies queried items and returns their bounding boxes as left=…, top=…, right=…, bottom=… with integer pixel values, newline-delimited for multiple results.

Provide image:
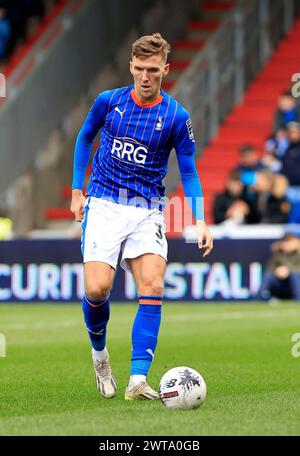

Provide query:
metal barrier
left=171, top=0, right=298, bottom=148
left=0, top=0, right=299, bottom=206
left=163, top=0, right=299, bottom=195
left=0, top=0, right=154, bottom=195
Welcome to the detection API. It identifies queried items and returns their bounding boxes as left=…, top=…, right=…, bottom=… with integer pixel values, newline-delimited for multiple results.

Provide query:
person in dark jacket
left=257, top=233, right=300, bottom=301
left=260, top=174, right=290, bottom=224
left=281, top=122, right=300, bottom=186
left=213, top=170, right=259, bottom=224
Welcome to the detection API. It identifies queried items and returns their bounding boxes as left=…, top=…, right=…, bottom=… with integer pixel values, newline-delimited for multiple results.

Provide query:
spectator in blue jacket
left=0, top=8, right=10, bottom=61
left=234, top=144, right=265, bottom=186
left=273, top=91, right=300, bottom=132
left=0, top=1, right=46, bottom=57
left=261, top=138, right=282, bottom=173
left=282, top=122, right=300, bottom=186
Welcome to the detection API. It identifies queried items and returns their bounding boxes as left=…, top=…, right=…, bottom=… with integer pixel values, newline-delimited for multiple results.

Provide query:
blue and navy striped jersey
left=72, top=85, right=204, bottom=219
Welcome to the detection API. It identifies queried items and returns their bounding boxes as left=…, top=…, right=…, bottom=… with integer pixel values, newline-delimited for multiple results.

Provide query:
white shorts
left=81, top=197, right=168, bottom=272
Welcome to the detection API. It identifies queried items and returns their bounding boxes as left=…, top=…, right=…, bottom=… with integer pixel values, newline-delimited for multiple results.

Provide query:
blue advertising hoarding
left=0, top=239, right=273, bottom=302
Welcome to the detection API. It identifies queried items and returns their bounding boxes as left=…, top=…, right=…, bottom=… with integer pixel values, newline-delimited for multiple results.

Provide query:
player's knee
left=85, top=283, right=111, bottom=301
left=140, top=278, right=164, bottom=297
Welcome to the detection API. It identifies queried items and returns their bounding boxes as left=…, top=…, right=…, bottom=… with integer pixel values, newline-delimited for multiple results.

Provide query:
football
left=159, top=366, right=207, bottom=410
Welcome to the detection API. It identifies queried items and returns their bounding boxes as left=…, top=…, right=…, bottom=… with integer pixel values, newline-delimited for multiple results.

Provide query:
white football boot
left=92, top=352, right=117, bottom=399
left=125, top=381, right=159, bottom=400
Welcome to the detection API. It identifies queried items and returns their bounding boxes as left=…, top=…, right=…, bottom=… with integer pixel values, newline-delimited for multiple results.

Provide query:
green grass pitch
left=1, top=302, right=300, bottom=436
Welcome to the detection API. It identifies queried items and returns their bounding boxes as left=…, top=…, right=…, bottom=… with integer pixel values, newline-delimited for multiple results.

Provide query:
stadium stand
left=1, top=0, right=171, bottom=234
left=1, top=0, right=300, bottom=237
left=167, top=15, right=300, bottom=234
left=44, top=0, right=237, bottom=227
left=0, top=1, right=63, bottom=71
left=162, top=1, right=234, bottom=91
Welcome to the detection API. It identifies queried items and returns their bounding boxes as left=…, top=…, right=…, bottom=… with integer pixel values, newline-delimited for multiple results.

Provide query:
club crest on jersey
left=111, top=137, right=148, bottom=165
left=155, top=116, right=163, bottom=131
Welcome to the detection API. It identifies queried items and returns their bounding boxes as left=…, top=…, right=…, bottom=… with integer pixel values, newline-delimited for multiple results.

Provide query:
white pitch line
left=165, top=309, right=300, bottom=322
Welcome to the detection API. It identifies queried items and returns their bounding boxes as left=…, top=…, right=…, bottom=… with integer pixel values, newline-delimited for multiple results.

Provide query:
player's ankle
left=92, top=346, right=108, bottom=362
left=129, top=374, right=146, bottom=386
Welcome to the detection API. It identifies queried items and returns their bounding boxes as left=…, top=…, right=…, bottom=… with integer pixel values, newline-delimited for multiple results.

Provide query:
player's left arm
left=173, top=109, right=213, bottom=257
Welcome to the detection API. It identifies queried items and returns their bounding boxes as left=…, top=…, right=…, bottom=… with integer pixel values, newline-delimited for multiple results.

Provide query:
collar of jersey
left=131, top=89, right=163, bottom=108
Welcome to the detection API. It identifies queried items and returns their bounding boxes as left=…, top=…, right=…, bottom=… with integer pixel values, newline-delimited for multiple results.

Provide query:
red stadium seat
left=187, top=20, right=220, bottom=32
left=45, top=207, right=74, bottom=220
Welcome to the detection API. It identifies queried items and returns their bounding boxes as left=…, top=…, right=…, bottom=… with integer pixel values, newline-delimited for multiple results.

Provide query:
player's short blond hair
left=132, top=33, right=171, bottom=63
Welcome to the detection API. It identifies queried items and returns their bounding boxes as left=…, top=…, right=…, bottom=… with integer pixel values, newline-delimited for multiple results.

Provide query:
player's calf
left=82, top=293, right=117, bottom=398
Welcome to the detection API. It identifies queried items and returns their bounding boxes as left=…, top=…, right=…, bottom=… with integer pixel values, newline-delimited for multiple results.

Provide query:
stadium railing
left=165, top=0, right=300, bottom=195
left=171, top=0, right=298, bottom=145
left=0, top=0, right=157, bottom=196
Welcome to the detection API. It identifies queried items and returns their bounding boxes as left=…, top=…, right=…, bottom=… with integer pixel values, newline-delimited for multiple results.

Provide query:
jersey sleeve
left=72, top=90, right=111, bottom=190
left=85, top=90, right=111, bottom=130
left=173, top=107, right=205, bottom=221
left=172, top=106, right=196, bottom=154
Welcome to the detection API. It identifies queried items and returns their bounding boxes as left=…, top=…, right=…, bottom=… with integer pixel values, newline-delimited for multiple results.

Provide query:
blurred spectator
left=273, top=91, right=300, bottom=131
left=260, top=174, right=290, bottom=224
left=213, top=170, right=259, bottom=225
left=280, top=121, right=300, bottom=223
left=243, top=170, right=272, bottom=224
left=235, top=144, right=265, bottom=172
left=0, top=8, right=10, bottom=60
left=0, top=0, right=47, bottom=59
left=257, top=233, right=300, bottom=301
left=281, top=122, right=300, bottom=186
left=0, top=208, right=13, bottom=240
left=234, top=144, right=265, bottom=186
left=217, top=169, right=290, bottom=226
left=250, top=169, right=273, bottom=194
left=261, top=138, right=282, bottom=173
left=0, top=1, right=27, bottom=54
left=274, top=127, right=289, bottom=158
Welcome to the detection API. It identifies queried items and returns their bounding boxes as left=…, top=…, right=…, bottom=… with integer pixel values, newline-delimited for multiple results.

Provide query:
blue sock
left=130, top=296, right=162, bottom=376
left=82, top=293, right=110, bottom=351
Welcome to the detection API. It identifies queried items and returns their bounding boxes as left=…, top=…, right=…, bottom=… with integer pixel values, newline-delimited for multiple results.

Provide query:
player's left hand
left=196, top=220, right=213, bottom=257
left=70, top=189, right=86, bottom=222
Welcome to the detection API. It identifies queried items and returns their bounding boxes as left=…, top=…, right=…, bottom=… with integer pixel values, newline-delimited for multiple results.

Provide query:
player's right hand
left=70, top=189, right=86, bottom=222
left=196, top=220, right=213, bottom=257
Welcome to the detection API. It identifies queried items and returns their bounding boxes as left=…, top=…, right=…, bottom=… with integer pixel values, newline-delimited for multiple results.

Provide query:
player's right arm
left=172, top=106, right=213, bottom=257
left=71, top=91, right=110, bottom=221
